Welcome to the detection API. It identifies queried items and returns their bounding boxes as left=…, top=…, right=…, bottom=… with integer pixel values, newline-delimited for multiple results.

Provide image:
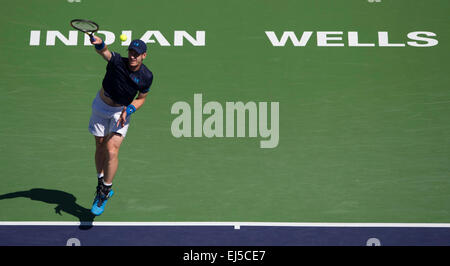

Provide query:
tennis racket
left=70, top=19, right=99, bottom=43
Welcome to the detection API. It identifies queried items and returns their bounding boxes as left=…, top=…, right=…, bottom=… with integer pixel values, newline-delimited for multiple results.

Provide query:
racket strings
left=73, top=22, right=97, bottom=32
left=71, top=19, right=99, bottom=33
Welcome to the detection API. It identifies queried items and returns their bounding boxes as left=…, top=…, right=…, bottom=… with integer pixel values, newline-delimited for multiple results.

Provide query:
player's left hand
left=117, top=107, right=127, bottom=128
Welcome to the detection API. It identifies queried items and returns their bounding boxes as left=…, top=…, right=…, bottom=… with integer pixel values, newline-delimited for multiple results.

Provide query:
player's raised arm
left=91, top=35, right=112, bottom=61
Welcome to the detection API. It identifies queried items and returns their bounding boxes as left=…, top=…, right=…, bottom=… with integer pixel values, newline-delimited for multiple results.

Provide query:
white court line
left=1, top=221, right=450, bottom=228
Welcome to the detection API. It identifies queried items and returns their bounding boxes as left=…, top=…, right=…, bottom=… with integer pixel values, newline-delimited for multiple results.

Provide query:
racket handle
left=89, top=34, right=95, bottom=43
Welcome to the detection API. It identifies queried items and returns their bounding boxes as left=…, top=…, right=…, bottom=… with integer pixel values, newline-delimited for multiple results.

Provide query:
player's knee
left=106, top=142, right=120, bottom=157
left=106, top=149, right=118, bottom=160
left=104, top=133, right=123, bottom=158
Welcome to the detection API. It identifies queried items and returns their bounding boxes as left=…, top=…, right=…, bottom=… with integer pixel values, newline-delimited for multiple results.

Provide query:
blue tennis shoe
left=91, top=183, right=114, bottom=216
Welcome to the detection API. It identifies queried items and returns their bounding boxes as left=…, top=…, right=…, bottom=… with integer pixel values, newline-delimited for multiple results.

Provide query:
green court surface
left=0, top=0, right=449, bottom=223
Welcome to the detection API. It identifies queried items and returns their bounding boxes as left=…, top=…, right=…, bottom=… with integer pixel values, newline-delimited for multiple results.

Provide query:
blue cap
left=128, top=39, right=147, bottom=55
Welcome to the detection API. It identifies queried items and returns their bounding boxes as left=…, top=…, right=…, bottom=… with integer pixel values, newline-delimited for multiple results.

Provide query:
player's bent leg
left=103, top=133, right=124, bottom=185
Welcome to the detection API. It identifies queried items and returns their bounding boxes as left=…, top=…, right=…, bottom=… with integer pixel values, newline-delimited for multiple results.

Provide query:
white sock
left=97, top=173, right=104, bottom=179
left=103, top=180, right=113, bottom=187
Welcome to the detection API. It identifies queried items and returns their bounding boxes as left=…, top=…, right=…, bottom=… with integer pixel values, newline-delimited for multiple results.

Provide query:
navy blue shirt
left=102, top=52, right=153, bottom=106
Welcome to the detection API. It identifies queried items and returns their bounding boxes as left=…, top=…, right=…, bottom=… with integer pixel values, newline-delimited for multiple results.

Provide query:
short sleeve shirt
left=102, top=52, right=153, bottom=106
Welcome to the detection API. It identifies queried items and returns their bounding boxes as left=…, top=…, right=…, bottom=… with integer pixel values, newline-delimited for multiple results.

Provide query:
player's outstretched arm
left=91, top=35, right=112, bottom=61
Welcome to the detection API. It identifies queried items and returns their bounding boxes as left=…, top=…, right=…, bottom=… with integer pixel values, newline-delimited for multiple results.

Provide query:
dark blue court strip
left=1, top=223, right=449, bottom=246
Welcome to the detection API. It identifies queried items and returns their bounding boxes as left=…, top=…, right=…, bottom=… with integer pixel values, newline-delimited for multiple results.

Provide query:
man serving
left=88, top=35, right=154, bottom=216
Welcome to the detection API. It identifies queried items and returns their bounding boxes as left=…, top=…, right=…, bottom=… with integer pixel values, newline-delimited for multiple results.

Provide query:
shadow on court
left=0, top=188, right=95, bottom=230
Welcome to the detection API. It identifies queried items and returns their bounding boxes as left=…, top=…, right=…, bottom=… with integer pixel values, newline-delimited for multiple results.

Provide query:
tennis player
left=88, top=35, right=153, bottom=215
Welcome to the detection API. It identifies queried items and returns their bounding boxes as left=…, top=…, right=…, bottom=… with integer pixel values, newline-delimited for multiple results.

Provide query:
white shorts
left=88, top=92, right=130, bottom=137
